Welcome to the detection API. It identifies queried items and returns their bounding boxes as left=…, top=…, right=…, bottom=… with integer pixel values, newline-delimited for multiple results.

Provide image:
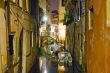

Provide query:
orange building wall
left=86, top=0, right=110, bottom=73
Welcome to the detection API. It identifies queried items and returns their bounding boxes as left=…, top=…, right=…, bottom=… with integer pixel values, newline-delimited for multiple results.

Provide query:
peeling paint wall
left=86, top=0, right=110, bottom=73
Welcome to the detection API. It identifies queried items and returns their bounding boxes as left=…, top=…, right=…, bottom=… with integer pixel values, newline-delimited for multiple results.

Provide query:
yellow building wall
left=39, top=0, right=46, bottom=12
left=58, top=0, right=65, bottom=21
left=0, top=1, right=7, bottom=73
left=0, top=0, right=37, bottom=73
left=58, top=0, right=66, bottom=42
left=9, top=1, right=36, bottom=73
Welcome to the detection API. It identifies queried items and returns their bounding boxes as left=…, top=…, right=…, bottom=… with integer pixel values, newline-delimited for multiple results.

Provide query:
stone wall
left=65, top=0, right=86, bottom=72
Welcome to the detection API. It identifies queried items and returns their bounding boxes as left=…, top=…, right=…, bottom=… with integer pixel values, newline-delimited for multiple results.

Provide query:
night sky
left=50, top=0, right=58, bottom=11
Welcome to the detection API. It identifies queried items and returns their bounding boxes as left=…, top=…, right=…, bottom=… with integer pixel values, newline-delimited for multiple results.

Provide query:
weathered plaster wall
left=86, top=0, right=110, bottom=73
left=0, top=1, right=7, bottom=73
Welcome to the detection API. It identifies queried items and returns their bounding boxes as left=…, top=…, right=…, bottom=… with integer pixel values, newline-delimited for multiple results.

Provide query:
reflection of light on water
left=58, top=65, right=65, bottom=71
left=39, top=58, right=42, bottom=71
left=61, top=53, right=64, bottom=57
left=61, top=66, right=64, bottom=69
left=44, top=69, right=47, bottom=73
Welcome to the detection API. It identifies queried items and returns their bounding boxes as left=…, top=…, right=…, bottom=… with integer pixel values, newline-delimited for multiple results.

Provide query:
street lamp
left=42, top=15, right=48, bottom=22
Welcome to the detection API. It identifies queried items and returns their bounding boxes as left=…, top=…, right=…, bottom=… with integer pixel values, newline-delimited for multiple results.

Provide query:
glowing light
left=58, top=24, right=66, bottom=42
left=42, top=15, right=48, bottom=21
left=51, top=26, right=55, bottom=32
left=44, top=69, right=47, bottom=73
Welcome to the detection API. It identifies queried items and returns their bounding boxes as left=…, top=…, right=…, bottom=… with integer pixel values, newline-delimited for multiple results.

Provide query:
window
left=9, top=35, right=14, bottom=55
left=26, top=0, right=29, bottom=11
left=106, top=0, right=110, bottom=27
left=19, top=0, right=23, bottom=7
left=88, top=8, right=93, bottom=30
left=80, top=1, right=85, bottom=15
left=62, top=0, right=67, bottom=6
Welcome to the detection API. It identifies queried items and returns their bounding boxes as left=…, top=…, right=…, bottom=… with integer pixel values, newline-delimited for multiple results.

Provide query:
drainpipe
left=5, top=0, right=10, bottom=72
left=36, top=0, right=40, bottom=48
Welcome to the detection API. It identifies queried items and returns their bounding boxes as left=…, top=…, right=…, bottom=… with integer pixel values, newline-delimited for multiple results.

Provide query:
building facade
left=64, top=0, right=86, bottom=72
left=86, top=0, right=110, bottom=73
left=58, top=0, right=66, bottom=43
left=0, top=0, right=7, bottom=73
left=0, top=0, right=39, bottom=73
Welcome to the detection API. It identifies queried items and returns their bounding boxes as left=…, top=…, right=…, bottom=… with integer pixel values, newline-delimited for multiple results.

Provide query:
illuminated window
left=19, top=0, right=23, bottom=7
left=106, top=0, right=110, bottom=27
left=26, top=0, right=29, bottom=11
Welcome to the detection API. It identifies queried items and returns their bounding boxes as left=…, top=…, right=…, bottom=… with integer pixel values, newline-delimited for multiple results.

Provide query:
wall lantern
left=42, top=15, right=48, bottom=22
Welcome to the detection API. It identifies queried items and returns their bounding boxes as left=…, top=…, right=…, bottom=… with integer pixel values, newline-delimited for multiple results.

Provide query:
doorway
left=8, top=34, right=14, bottom=73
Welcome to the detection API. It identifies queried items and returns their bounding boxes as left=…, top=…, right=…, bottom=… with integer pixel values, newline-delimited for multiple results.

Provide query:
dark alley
left=0, top=0, right=110, bottom=73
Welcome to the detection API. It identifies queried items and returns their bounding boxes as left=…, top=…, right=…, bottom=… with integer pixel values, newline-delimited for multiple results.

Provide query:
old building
left=1, top=0, right=110, bottom=73
left=86, top=0, right=110, bottom=73
left=58, top=0, right=66, bottom=43
left=0, top=0, right=7, bottom=73
left=0, top=0, right=39, bottom=73
left=64, top=0, right=86, bottom=72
